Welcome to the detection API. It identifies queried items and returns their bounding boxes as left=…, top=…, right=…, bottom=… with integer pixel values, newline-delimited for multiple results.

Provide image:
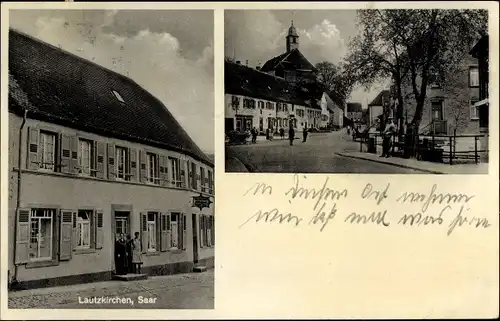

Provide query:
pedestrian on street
left=126, top=234, right=133, bottom=274
left=280, top=128, right=285, bottom=140
left=114, top=233, right=127, bottom=275
left=251, top=127, right=258, bottom=144
left=132, top=232, right=143, bottom=274
left=347, top=125, right=351, bottom=135
left=302, top=128, right=308, bottom=142
left=381, top=117, right=397, bottom=158
left=265, top=128, right=270, bottom=140
left=289, top=126, right=295, bottom=146
left=269, top=127, right=274, bottom=141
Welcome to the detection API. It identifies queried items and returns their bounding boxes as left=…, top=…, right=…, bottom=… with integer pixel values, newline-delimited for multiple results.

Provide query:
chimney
left=246, top=60, right=249, bottom=66
left=236, top=60, right=241, bottom=65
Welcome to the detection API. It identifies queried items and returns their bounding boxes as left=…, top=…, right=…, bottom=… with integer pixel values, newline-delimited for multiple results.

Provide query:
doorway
left=192, top=214, right=199, bottom=264
left=114, top=212, right=130, bottom=241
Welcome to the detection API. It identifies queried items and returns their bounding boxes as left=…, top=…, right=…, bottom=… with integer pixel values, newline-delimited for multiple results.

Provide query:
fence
left=355, top=132, right=488, bottom=165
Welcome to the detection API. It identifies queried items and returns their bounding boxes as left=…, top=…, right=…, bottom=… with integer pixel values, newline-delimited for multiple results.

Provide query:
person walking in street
left=381, top=117, right=397, bottom=158
left=126, top=234, right=133, bottom=274
left=269, top=127, right=274, bottom=141
left=302, top=127, right=308, bottom=143
left=251, top=127, right=258, bottom=144
left=347, top=125, right=351, bottom=135
left=280, top=127, right=285, bottom=140
left=114, top=233, right=127, bottom=275
left=265, top=127, right=270, bottom=140
left=132, top=232, right=143, bottom=274
left=289, top=126, right=295, bottom=146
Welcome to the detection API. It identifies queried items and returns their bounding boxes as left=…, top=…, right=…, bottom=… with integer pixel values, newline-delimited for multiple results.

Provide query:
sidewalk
left=225, top=156, right=249, bottom=172
left=8, top=270, right=214, bottom=309
left=336, top=151, right=489, bottom=174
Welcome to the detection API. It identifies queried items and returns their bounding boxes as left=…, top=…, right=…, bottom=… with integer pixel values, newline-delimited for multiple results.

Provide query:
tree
left=315, top=61, right=355, bottom=106
left=345, top=9, right=487, bottom=135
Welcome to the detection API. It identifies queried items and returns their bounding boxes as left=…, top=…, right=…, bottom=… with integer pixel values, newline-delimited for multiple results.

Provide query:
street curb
left=335, top=153, right=445, bottom=174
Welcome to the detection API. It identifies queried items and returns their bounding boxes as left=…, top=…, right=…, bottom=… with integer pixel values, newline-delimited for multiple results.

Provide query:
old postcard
left=1, top=1, right=499, bottom=320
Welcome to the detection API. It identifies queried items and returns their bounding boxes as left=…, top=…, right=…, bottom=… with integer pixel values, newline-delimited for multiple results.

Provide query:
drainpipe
left=11, top=109, right=28, bottom=287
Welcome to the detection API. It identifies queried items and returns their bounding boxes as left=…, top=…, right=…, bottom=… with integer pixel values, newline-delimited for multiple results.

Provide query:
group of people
left=114, top=232, right=143, bottom=275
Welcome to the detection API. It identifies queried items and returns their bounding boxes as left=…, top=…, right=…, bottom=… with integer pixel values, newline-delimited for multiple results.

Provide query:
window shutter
left=160, top=213, right=168, bottom=251
left=60, top=134, right=71, bottom=174
left=182, top=214, right=187, bottom=250
left=96, top=141, right=105, bottom=178
left=166, top=214, right=172, bottom=249
left=107, top=143, right=115, bottom=179
left=139, top=150, right=147, bottom=183
left=186, top=161, right=192, bottom=188
left=199, top=215, right=204, bottom=248
left=72, top=212, right=77, bottom=250
left=95, top=209, right=104, bottom=249
left=70, top=136, right=79, bottom=174
left=129, top=148, right=138, bottom=182
left=59, top=209, right=73, bottom=261
left=212, top=216, right=215, bottom=246
left=196, top=167, right=201, bottom=191
left=140, top=212, right=148, bottom=253
left=180, top=160, right=186, bottom=188
left=15, top=208, right=31, bottom=264
left=160, top=155, right=167, bottom=186
left=27, top=127, right=40, bottom=170
left=191, top=163, right=197, bottom=189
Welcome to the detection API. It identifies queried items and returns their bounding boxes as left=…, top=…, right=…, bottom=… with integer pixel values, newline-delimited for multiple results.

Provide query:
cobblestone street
left=8, top=270, right=214, bottom=309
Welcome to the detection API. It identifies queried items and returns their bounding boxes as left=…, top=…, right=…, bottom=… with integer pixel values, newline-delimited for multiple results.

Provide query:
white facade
left=225, top=94, right=315, bottom=133
left=369, top=105, right=384, bottom=127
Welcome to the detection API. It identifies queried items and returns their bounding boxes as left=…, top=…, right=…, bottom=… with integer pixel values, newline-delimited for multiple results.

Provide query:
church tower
left=286, top=21, right=299, bottom=52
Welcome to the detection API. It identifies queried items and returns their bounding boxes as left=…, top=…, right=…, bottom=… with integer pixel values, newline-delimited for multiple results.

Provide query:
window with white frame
left=29, top=209, right=55, bottom=261
left=39, top=131, right=57, bottom=171
left=147, top=212, right=157, bottom=252
left=170, top=213, right=180, bottom=249
left=115, top=146, right=129, bottom=180
left=79, top=139, right=95, bottom=176
left=470, top=99, right=480, bottom=120
left=170, top=157, right=182, bottom=187
left=208, top=170, right=214, bottom=194
left=146, top=152, right=160, bottom=185
left=469, top=66, right=479, bottom=87
left=76, top=210, right=92, bottom=249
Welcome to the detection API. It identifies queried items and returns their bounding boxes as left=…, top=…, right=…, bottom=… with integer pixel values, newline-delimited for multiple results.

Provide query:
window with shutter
left=70, top=136, right=79, bottom=174
left=39, top=131, right=57, bottom=172
left=59, top=210, right=73, bottom=261
left=28, top=209, right=56, bottom=262
left=95, top=141, right=105, bottom=179
left=27, top=127, right=40, bottom=170
left=182, top=214, right=187, bottom=250
left=107, top=143, right=115, bottom=179
left=78, top=139, right=96, bottom=177
left=147, top=212, right=158, bottom=252
left=199, top=215, right=204, bottom=248
left=160, top=213, right=168, bottom=251
left=146, top=153, right=160, bottom=185
left=140, top=212, right=148, bottom=253
left=115, top=146, right=130, bottom=181
left=129, top=148, right=138, bottom=182
left=60, top=134, right=71, bottom=174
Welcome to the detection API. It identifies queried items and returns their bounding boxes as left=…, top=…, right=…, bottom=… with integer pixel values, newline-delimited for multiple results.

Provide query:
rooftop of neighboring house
left=260, top=48, right=317, bottom=73
left=8, top=29, right=213, bottom=167
left=470, top=34, right=489, bottom=58
left=225, top=60, right=322, bottom=109
left=368, top=90, right=391, bottom=107
left=346, top=102, right=363, bottom=113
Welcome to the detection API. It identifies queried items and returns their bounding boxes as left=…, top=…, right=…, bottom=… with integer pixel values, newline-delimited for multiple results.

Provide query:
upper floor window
left=258, top=101, right=264, bottom=109
left=170, top=157, right=182, bottom=188
left=208, top=169, right=214, bottom=194
left=78, top=139, right=95, bottom=176
left=231, top=95, right=240, bottom=107
left=470, top=98, right=480, bottom=120
left=115, top=146, right=129, bottom=180
left=200, top=167, right=206, bottom=193
left=469, top=66, right=479, bottom=87
left=39, top=131, right=57, bottom=171
left=146, top=152, right=160, bottom=185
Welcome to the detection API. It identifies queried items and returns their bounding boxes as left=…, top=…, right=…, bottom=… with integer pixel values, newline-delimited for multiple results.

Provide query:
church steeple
left=286, top=20, right=299, bottom=52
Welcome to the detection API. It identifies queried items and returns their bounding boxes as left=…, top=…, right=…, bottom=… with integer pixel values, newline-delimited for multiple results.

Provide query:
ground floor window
left=200, top=215, right=214, bottom=247
left=147, top=212, right=157, bottom=252
left=76, top=210, right=93, bottom=249
left=29, top=209, right=55, bottom=261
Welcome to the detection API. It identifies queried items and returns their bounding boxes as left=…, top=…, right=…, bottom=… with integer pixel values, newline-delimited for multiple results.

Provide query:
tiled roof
left=8, top=29, right=212, bottom=167
left=346, top=102, right=362, bottom=113
left=260, top=49, right=316, bottom=73
left=225, top=60, right=320, bottom=109
left=368, top=90, right=391, bottom=106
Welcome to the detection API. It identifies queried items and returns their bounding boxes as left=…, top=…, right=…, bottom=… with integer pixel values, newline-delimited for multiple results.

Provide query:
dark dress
left=126, top=239, right=133, bottom=273
left=115, top=240, right=127, bottom=275
left=289, top=128, right=295, bottom=145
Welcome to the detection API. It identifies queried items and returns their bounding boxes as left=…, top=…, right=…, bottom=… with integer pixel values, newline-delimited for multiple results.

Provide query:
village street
left=8, top=270, right=214, bottom=309
left=225, top=130, right=423, bottom=174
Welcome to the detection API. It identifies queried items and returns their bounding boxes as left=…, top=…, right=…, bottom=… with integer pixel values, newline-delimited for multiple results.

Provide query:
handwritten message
left=239, top=175, right=491, bottom=236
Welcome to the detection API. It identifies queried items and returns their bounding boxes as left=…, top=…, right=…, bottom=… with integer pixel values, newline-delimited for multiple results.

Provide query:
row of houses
left=8, top=29, right=215, bottom=290
left=224, top=22, right=345, bottom=134
left=366, top=34, right=489, bottom=156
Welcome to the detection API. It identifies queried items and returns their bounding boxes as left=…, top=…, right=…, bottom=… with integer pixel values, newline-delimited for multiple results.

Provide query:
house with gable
left=8, top=29, right=215, bottom=289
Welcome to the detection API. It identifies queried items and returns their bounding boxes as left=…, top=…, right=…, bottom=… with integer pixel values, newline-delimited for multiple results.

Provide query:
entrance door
left=192, top=214, right=199, bottom=264
left=114, top=212, right=129, bottom=240
left=259, top=117, right=263, bottom=131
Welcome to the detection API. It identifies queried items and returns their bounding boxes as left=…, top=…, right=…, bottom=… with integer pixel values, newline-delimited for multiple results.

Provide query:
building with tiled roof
left=8, top=29, right=214, bottom=289
left=367, top=89, right=392, bottom=127
left=225, top=22, right=345, bottom=134
left=260, top=21, right=317, bottom=84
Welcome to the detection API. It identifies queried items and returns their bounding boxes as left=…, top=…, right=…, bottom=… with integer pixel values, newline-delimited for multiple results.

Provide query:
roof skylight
left=112, top=90, right=125, bottom=103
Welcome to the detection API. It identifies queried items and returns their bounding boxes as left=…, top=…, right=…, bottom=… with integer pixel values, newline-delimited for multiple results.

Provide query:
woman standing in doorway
left=132, top=232, right=143, bottom=274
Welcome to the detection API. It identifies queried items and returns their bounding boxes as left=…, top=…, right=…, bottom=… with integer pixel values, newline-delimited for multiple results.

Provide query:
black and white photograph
left=224, top=9, right=489, bottom=174
left=6, top=9, right=215, bottom=309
